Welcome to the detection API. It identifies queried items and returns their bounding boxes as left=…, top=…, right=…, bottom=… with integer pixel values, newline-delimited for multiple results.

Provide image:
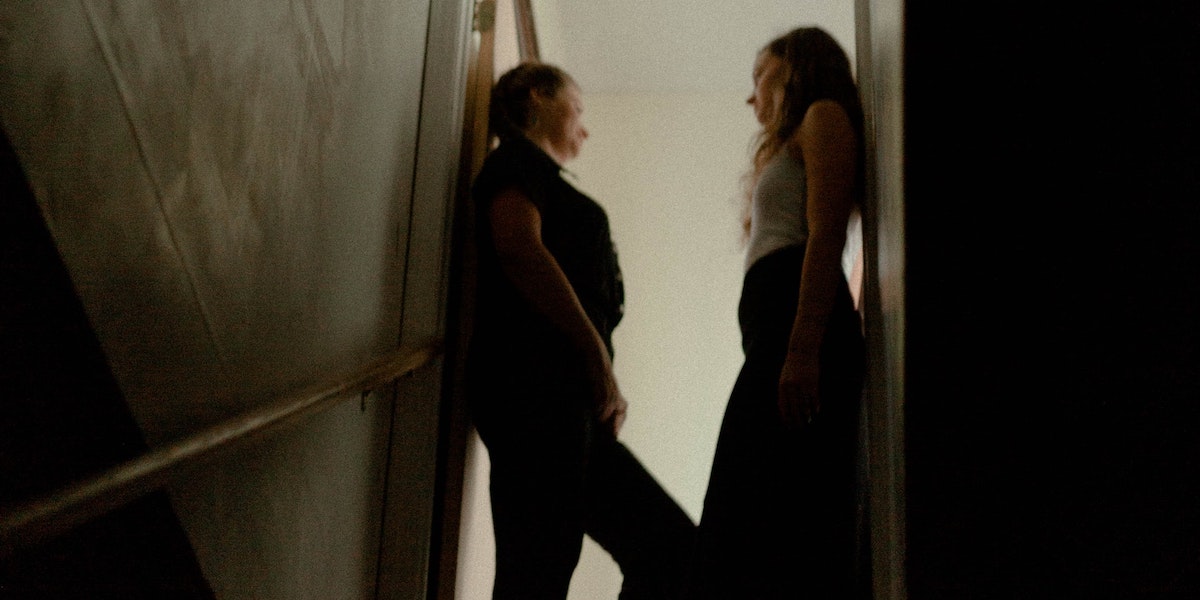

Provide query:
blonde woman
left=688, top=28, right=867, bottom=599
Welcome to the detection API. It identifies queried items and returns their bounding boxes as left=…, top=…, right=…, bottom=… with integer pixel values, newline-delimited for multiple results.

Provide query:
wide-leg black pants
left=468, top=340, right=696, bottom=600
left=687, top=245, right=865, bottom=599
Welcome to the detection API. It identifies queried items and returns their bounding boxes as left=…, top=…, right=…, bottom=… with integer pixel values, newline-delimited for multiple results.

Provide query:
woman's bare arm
left=488, top=186, right=627, bottom=433
left=778, top=99, right=858, bottom=427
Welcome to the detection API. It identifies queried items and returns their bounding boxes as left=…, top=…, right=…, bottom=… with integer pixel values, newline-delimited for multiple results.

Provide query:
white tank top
left=745, top=150, right=807, bottom=271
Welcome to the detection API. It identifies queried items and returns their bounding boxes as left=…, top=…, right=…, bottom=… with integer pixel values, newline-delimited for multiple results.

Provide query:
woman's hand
left=599, top=375, right=629, bottom=437
left=778, top=351, right=820, bottom=428
left=589, top=360, right=628, bottom=437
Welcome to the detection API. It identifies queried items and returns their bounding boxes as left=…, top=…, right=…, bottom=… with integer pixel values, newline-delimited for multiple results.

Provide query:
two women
left=469, top=25, right=864, bottom=600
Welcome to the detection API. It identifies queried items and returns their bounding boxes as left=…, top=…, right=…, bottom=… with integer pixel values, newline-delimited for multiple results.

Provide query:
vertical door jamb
left=424, top=2, right=496, bottom=599
left=856, top=0, right=908, bottom=598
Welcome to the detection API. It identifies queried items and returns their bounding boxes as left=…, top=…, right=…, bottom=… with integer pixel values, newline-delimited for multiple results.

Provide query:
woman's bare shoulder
left=787, top=100, right=855, bottom=158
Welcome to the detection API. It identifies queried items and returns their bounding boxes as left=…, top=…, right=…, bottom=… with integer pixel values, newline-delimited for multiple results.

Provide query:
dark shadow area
left=901, top=5, right=1200, bottom=598
left=0, top=127, right=214, bottom=599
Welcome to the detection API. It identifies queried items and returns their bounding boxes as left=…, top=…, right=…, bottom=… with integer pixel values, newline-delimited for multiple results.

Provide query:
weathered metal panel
left=0, top=1, right=449, bottom=597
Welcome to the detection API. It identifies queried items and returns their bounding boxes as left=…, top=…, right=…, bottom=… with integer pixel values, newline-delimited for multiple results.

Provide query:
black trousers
left=687, top=245, right=866, bottom=599
left=468, top=342, right=696, bottom=600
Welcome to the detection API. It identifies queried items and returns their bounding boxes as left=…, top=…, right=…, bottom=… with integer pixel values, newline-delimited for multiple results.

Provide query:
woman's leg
left=687, top=358, right=798, bottom=599
left=583, top=435, right=696, bottom=600
left=473, top=373, right=593, bottom=600
left=487, top=434, right=587, bottom=600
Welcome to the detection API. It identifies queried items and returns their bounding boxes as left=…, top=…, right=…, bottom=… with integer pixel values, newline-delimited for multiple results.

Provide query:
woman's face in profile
left=748, top=51, right=786, bottom=126
left=535, top=83, right=589, bottom=163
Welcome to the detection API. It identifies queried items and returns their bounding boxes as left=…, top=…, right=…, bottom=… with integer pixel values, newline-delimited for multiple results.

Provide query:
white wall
left=567, top=90, right=755, bottom=599
left=573, top=91, right=754, bottom=519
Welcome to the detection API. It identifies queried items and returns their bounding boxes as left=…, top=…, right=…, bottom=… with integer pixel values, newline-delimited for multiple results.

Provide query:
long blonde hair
left=741, top=27, right=865, bottom=238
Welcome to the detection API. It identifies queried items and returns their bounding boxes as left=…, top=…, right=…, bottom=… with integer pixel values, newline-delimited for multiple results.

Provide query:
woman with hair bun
left=687, top=27, right=867, bottom=599
left=467, top=62, right=695, bottom=600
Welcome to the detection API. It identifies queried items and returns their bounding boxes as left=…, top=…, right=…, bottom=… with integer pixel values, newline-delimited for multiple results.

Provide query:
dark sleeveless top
left=470, top=135, right=624, bottom=366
